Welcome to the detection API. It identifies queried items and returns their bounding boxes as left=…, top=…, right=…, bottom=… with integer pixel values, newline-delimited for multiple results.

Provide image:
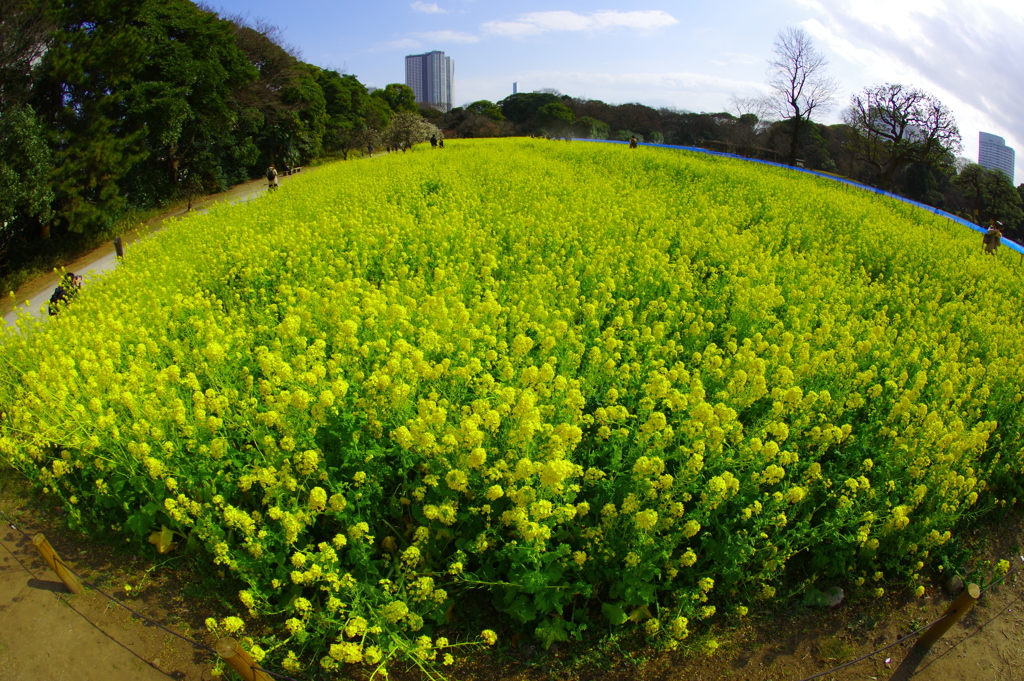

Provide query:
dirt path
left=0, top=470, right=219, bottom=681
left=0, top=173, right=307, bottom=680
left=2, top=172, right=304, bottom=328
left=0, top=523, right=210, bottom=680
left=2, top=468, right=1021, bottom=681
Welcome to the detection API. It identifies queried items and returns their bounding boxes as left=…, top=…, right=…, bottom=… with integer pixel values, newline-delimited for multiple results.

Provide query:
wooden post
left=915, top=582, right=981, bottom=651
left=216, top=637, right=272, bottom=681
left=32, top=533, right=84, bottom=594
left=114, top=237, right=124, bottom=259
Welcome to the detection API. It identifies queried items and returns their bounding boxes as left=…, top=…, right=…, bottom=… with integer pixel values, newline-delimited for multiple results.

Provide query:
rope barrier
left=793, top=554, right=1024, bottom=681
left=979, top=552, right=1024, bottom=595
left=4, top=512, right=1024, bottom=681
left=797, top=609, right=951, bottom=681
left=1, top=513, right=302, bottom=681
left=576, top=138, right=1024, bottom=258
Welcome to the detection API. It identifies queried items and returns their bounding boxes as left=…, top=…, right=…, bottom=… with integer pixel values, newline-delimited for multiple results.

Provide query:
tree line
left=3, top=7, right=1021, bottom=281
left=428, top=29, right=1023, bottom=239
left=0, top=0, right=438, bottom=277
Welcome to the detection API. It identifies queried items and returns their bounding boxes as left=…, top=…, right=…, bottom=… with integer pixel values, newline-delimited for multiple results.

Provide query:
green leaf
left=124, top=501, right=161, bottom=540
left=147, top=524, right=176, bottom=554
left=601, top=601, right=628, bottom=627
left=534, top=618, right=569, bottom=650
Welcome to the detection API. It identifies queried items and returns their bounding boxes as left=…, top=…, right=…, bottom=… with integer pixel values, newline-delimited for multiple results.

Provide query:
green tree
left=499, top=91, right=562, bottom=131
left=0, top=104, right=53, bottom=256
left=575, top=116, right=610, bottom=139
left=276, top=62, right=328, bottom=164
left=0, top=0, right=52, bottom=109
left=319, top=69, right=375, bottom=159
left=443, top=106, right=504, bottom=138
left=418, top=104, right=445, bottom=127
left=953, top=164, right=1024, bottom=226
left=125, top=0, right=257, bottom=201
left=844, top=83, right=962, bottom=191
left=32, top=0, right=149, bottom=236
left=373, top=83, right=417, bottom=114
left=465, top=100, right=503, bottom=122
left=225, top=17, right=321, bottom=169
left=536, top=101, right=575, bottom=136
left=364, top=93, right=392, bottom=131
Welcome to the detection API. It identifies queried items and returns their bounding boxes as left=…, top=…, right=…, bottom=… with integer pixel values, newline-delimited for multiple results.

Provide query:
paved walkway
left=2, top=174, right=287, bottom=329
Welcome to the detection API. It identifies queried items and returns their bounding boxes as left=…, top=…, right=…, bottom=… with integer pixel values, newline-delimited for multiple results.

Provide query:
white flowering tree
left=384, top=112, right=440, bottom=150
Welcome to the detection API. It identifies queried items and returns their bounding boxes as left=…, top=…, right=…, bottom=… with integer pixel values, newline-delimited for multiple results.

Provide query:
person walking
left=629, top=136, right=638, bottom=149
left=430, top=135, right=438, bottom=149
left=983, top=220, right=1002, bottom=255
left=267, top=164, right=278, bottom=191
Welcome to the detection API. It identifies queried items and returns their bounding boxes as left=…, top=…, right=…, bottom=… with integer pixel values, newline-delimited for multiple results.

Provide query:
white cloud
left=481, top=10, right=678, bottom=37
left=586, top=71, right=759, bottom=94
left=495, top=69, right=762, bottom=104
left=415, top=30, right=480, bottom=44
left=709, top=52, right=760, bottom=67
left=455, top=72, right=765, bottom=117
left=372, top=38, right=422, bottom=52
left=410, top=1, right=445, bottom=13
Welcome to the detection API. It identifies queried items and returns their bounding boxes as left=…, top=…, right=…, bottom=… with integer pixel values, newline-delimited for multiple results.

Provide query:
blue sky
left=204, top=0, right=1024, bottom=182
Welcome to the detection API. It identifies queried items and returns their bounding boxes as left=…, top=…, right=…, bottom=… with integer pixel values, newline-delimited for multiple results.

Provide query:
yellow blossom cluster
left=2, top=138, right=1023, bottom=670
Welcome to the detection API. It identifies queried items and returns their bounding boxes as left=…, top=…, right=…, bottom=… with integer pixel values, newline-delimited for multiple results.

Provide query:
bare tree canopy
left=760, top=27, right=839, bottom=166
left=844, top=83, right=962, bottom=191
left=0, top=0, right=52, bottom=108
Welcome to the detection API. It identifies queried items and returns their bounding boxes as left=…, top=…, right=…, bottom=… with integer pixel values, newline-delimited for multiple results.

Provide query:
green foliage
left=575, top=116, right=610, bottom=140
left=373, top=83, right=418, bottom=114
left=536, top=102, right=575, bottom=135
left=3, top=140, right=1024, bottom=673
left=0, top=104, right=53, bottom=255
left=0, top=0, right=51, bottom=108
left=277, top=63, right=329, bottom=163
left=32, top=0, right=150, bottom=236
left=318, top=70, right=376, bottom=159
left=499, top=91, right=562, bottom=127
left=124, top=0, right=257, bottom=202
left=465, top=100, right=503, bottom=122
left=953, top=164, right=1024, bottom=227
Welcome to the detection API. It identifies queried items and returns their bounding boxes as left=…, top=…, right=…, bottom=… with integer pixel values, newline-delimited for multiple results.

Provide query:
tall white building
left=405, top=51, right=454, bottom=112
left=978, top=132, right=1015, bottom=182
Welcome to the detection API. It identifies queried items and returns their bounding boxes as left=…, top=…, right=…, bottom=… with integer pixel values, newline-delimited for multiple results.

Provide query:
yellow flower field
left=2, top=138, right=1023, bottom=672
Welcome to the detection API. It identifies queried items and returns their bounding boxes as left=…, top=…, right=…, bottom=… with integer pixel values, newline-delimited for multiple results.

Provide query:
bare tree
left=729, top=94, right=773, bottom=134
left=0, top=0, right=52, bottom=108
left=760, top=27, right=839, bottom=167
left=843, top=83, right=961, bottom=191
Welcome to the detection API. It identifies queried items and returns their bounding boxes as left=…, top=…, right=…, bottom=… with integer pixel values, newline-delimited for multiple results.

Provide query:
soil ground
left=3, top=459, right=1022, bottom=681
left=1, top=166, right=1023, bottom=680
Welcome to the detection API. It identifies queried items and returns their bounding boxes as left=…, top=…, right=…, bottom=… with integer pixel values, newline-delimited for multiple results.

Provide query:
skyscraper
left=978, top=132, right=1015, bottom=183
left=405, top=51, right=454, bottom=112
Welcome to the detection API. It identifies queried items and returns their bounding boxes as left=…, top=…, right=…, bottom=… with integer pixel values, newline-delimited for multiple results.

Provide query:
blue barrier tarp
left=574, top=138, right=1024, bottom=257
